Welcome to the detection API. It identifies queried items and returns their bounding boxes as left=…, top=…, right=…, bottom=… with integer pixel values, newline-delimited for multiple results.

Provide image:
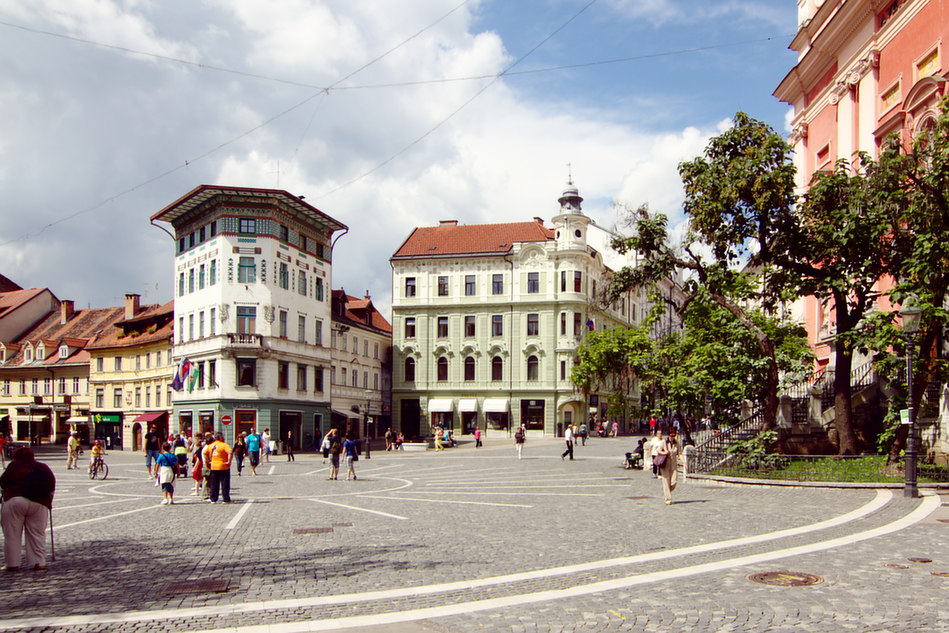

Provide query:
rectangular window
left=208, top=360, right=216, bottom=387
left=315, top=277, right=324, bottom=301
left=199, top=311, right=205, bottom=338
left=279, top=310, right=288, bottom=337
left=574, top=271, right=582, bottom=292
left=301, top=234, right=308, bottom=253
left=178, top=273, right=185, bottom=296
left=298, top=315, right=306, bottom=342
left=353, top=335, right=358, bottom=354
left=178, top=237, right=185, bottom=253
left=314, top=367, right=324, bottom=392
left=405, top=317, right=416, bottom=338
left=373, top=342, right=379, bottom=359
left=19, top=379, right=25, bottom=396
left=492, top=274, right=503, bottom=295
left=44, top=378, right=51, bottom=395
left=145, top=386, right=151, bottom=408
left=560, top=312, right=567, bottom=336
left=298, top=270, right=307, bottom=296
left=31, top=378, right=38, bottom=395
left=492, top=315, right=503, bottom=337
left=341, top=367, right=347, bottom=385
left=297, top=364, right=307, bottom=391
left=437, top=316, right=448, bottom=338
left=237, top=306, right=257, bottom=334
left=96, top=388, right=104, bottom=408
left=2, top=379, right=8, bottom=396
left=178, top=316, right=184, bottom=343
left=279, top=263, right=289, bottom=289
left=278, top=361, right=289, bottom=389
left=135, top=355, right=141, bottom=371
left=113, top=388, right=122, bottom=408
left=199, top=226, right=205, bottom=242
left=238, top=257, right=256, bottom=283
left=527, top=272, right=539, bottom=293
left=210, top=220, right=217, bottom=237
left=239, top=218, right=256, bottom=234
left=280, top=224, right=289, bottom=241
left=339, top=333, right=347, bottom=352
left=574, top=312, right=582, bottom=336
left=363, top=371, right=368, bottom=389
left=351, top=369, right=358, bottom=387
left=438, top=276, right=449, bottom=296
left=134, top=387, right=141, bottom=407
left=405, top=277, right=416, bottom=297
left=198, top=264, right=205, bottom=290
left=561, top=360, right=567, bottom=381
left=115, top=356, right=122, bottom=371
left=527, top=313, right=539, bottom=336
left=465, top=275, right=476, bottom=296
left=237, top=358, right=256, bottom=386
left=146, top=353, right=151, bottom=369
left=96, top=357, right=104, bottom=372
left=561, top=270, right=566, bottom=292
left=917, top=48, right=940, bottom=79
left=196, top=362, right=205, bottom=389
left=72, top=377, right=80, bottom=394
left=57, top=377, right=65, bottom=394
left=315, top=319, right=323, bottom=345
left=210, top=308, right=216, bottom=335
left=188, top=269, right=195, bottom=293
left=209, top=260, right=216, bottom=285
left=189, top=314, right=194, bottom=340
left=156, top=385, right=161, bottom=407
left=465, top=315, right=476, bottom=337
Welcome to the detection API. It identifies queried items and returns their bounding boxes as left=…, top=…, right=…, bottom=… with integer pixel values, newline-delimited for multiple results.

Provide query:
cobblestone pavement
left=2, top=437, right=947, bottom=632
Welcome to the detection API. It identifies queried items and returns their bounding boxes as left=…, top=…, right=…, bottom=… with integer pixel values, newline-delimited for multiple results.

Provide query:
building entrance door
left=279, top=412, right=301, bottom=451
left=400, top=399, right=421, bottom=439
left=520, top=400, right=545, bottom=431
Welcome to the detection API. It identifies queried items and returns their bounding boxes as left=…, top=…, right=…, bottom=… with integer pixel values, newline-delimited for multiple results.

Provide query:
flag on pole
left=171, top=358, right=193, bottom=392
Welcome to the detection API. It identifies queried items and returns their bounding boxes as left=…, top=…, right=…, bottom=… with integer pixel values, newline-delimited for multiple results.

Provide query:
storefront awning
left=132, top=411, right=168, bottom=424
left=65, top=416, right=89, bottom=425
left=427, top=398, right=454, bottom=413
left=458, top=399, right=478, bottom=413
left=332, top=409, right=361, bottom=419
left=483, top=398, right=509, bottom=413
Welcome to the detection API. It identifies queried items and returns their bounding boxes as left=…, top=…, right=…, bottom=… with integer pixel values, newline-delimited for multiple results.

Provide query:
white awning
left=427, top=398, right=454, bottom=413
left=458, top=399, right=478, bottom=413
left=483, top=398, right=509, bottom=413
left=65, top=416, right=89, bottom=424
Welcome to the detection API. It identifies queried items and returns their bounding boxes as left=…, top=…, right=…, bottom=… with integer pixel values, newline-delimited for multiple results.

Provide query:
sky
left=0, top=0, right=799, bottom=318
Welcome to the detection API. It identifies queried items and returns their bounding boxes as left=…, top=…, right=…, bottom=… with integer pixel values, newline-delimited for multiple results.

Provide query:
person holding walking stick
left=0, top=447, right=55, bottom=571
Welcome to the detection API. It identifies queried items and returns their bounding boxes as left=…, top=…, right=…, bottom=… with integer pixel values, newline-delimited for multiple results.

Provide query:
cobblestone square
left=2, top=437, right=948, bottom=632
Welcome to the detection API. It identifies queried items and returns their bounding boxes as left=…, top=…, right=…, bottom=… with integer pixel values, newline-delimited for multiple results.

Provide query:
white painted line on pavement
left=307, top=498, right=407, bottom=520
left=267, top=466, right=276, bottom=475
left=54, top=498, right=139, bottom=511
left=53, top=503, right=164, bottom=530
left=390, top=490, right=604, bottom=497
left=360, top=495, right=532, bottom=509
left=225, top=501, right=254, bottom=530
left=2, top=489, right=916, bottom=631
left=426, top=483, right=631, bottom=489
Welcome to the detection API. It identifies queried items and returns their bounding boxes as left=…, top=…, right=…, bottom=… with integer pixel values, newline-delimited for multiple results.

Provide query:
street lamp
left=901, top=297, right=922, bottom=499
left=363, top=389, right=373, bottom=459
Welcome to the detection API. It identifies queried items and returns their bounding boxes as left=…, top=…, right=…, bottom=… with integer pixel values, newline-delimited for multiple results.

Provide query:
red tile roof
left=0, top=274, right=21, bottom=293
left=0, top=288, right=48, bottom=318
left=391, top=221, right=554, bottom=258
left=86, top=300, right=174, bottom=350
left=332, top=290, right=392, bottom=334
left=0, top=305, right=127, bottom=367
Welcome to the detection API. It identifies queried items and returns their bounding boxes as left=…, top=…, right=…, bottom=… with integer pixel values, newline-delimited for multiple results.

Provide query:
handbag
left=653, top=453, right=667, bottom=468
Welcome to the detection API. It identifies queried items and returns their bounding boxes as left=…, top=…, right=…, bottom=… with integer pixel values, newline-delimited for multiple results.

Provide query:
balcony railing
left=228, top=333, right=262, bottom=347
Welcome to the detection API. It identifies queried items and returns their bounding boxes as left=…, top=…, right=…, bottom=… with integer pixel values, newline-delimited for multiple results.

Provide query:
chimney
left=533, top=217, right=544, bottom=225
left=125, top=294, right=140, bottom=320
left=439, top=220, right=458, bottom=227
left=60, top=300, right=74, bottom=325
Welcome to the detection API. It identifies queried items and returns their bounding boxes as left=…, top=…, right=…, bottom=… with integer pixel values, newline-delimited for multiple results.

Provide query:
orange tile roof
left=86, top=301, right=175, bottom=350
left=0, top=288, right=48, bottom=318
left=392, top=221, right=554, bottom=258
left=332, top=290, right=392, bottom=334
left=1, top=306, right=126, bottom=367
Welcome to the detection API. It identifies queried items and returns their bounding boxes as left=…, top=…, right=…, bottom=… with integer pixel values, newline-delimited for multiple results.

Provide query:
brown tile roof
left=391, top=221, right=554, bottom=258
left=1, top=307, right=126, bottom=367
left=0, top=274, right=21, bottom=293
left=332, top=290, right=392, bottom=334
left=0, top=288, right=47, bottom=318
left=86, top=300, right=175, bottom=350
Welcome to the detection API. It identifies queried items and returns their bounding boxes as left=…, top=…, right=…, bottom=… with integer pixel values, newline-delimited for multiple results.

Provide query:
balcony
left=228, top=333, right=262, bottom=347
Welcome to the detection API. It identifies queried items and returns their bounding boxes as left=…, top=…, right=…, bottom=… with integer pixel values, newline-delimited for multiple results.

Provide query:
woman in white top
left=648, top=430, right=664, bottom=478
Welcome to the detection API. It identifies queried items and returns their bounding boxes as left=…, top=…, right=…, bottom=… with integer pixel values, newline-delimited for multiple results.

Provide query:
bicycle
left=89, top=456, right=109, bottom=480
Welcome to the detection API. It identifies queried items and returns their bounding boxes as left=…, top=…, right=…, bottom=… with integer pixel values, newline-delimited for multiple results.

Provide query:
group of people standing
left=319, top=429, right=359, bottom=480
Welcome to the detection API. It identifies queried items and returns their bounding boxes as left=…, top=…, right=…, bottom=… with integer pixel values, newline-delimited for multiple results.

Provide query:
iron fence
left=690, top=453, right=949, bottom=483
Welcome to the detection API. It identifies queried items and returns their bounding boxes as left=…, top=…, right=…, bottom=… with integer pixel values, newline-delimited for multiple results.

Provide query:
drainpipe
left=504, top=253, right=514, bottom=437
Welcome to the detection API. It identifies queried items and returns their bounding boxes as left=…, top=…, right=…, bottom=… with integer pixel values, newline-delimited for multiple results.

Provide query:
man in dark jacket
left=1, top=447, right=55, bottom=571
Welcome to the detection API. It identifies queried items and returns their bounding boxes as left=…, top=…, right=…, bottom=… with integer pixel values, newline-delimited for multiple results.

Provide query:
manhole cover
left=626, top=496, right=653, bottom=500
left=293, top=527, right=333, bottom=534
left=160, top=579, right=230, bottom=594
left=908, top=557, right=933, bottom=564
left=748, top=571, right=823, bottom=586
left=885, top=563, right=909, bottom=569
left=931, top=571, right=949, bottom=577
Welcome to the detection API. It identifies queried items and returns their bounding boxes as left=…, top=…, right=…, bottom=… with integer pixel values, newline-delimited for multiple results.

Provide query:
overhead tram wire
left=0, top=18, right=793, bottom=94
left=0, top=0, right=474, bottom=247
left=314, top=0, right=602, bottom=200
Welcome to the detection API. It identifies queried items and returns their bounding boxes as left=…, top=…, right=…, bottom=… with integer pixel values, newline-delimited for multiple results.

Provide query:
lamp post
left=363, top=389, right=373, bottom=459
left=900, top=298, right=922, bottom=499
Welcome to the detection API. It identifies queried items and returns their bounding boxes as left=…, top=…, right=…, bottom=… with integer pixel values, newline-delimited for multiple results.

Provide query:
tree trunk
left=832, top=343, right=858, bottom=455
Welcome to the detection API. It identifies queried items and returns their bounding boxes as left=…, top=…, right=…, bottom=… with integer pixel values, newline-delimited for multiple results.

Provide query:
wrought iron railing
left=688, top=408, right=763, bottom=474
left=692, top=453, right=949, bottom=483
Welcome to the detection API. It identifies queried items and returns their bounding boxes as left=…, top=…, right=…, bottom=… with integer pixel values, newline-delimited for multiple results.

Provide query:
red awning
left=132, top=411, right=168, bottom=423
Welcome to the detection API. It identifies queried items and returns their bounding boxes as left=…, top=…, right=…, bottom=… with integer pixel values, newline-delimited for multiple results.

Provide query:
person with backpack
left=513, top=426, right=525, bottom=459
left=1, top=447, right=55, bottom=571
left=327, top=429, right=342, bottom=480
left=155, top=442, right=178, bottom=505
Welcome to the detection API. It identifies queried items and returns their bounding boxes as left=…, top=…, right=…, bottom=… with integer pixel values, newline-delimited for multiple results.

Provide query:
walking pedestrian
left=285, top=430, right=294, bottom=462
left=385, top=427, right=394, bottom=451
left=561, top=425, right=574, bottom=461
left=474, top=427, right=482, bottom=448
left=155, top=442, right=178, bottom=505
left=143, top=425, right=161, bottom=479
left=648, top=430, right=663, bottom=478
left=320, top=431, right=331, bottom=464
left=233, top=433, right=247, bottom=476
left=203, top=433, right=232, bottom=503
left=579, top=422, right=588, bottom=446
left=656, top=428, right=680, bottom=504
left=1, top=447, right=55, bottom=571
left=612, top=421, right=619, bottom=438
left=342, top=434, right=358, bottom=480
left=261, top=428, right=271, bottom=463
left=513, top=426, right=525, bottom=459
left=328, top=430, right=341, bottom=480
left=246, top=429, right=261, bottom=476
left=173, top=434, right=188, bottom=478
left=66, top=432, right=80, bottom=470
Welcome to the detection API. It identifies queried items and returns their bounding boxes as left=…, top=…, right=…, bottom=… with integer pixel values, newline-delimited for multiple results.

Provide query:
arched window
left=464, top=356, right=475, bottom=381
left=526, top=355, right=539, bottom=381
left=491, top=355, right=503, bottom=381
left=404, top=357, right=415, bottom=382
left=437, top=357, right=448, bottom=381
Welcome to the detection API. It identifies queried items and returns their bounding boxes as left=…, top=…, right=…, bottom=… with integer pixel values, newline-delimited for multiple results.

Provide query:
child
left=191, top=438, right=204, bottom=496
left=155, top=442, right=178, bottom=505
left=89, top=439, right=106, bottom=473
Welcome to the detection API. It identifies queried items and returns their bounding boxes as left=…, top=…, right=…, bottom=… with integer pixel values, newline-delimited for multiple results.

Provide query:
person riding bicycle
left=89, top=439, right=106, bottom=473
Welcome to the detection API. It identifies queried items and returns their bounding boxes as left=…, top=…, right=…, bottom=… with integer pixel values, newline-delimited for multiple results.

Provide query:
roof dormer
left=23, top=342, right=34, bottom=364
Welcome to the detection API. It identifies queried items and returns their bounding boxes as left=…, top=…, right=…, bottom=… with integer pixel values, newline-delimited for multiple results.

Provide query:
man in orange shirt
left=202, top=432, right=232, bottom=503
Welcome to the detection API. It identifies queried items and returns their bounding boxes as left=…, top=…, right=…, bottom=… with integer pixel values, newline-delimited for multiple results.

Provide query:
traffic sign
left=221, top=415, right=232, bottom=425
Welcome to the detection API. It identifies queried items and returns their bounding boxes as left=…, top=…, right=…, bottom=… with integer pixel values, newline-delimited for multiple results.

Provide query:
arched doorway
left=131, top=423, right=143, bottom=452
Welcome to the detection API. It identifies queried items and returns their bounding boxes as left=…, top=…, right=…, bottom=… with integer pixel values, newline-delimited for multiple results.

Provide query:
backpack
left=330, top=439, right=342, bottom=455
left=515, top=429, right=524, bottom=443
